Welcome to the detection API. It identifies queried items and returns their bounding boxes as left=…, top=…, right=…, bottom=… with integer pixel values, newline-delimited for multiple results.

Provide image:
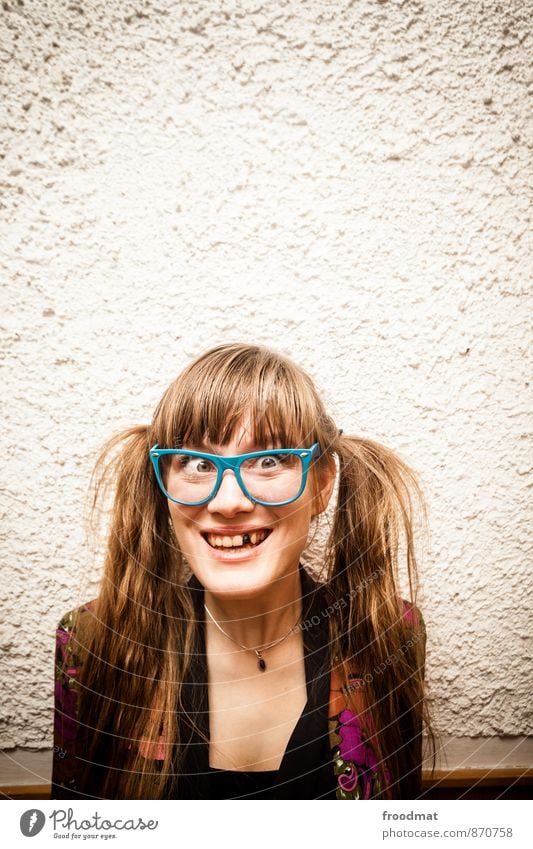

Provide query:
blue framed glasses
left=149, top=443, right=321, bottom=507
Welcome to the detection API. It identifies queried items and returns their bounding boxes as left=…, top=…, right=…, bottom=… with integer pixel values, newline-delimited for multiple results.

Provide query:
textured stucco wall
left=1, top=0, right=531, bottom=762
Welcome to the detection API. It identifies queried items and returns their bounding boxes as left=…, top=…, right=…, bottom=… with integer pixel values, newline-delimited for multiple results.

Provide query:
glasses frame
left=149, top=443, right=321, bottom=507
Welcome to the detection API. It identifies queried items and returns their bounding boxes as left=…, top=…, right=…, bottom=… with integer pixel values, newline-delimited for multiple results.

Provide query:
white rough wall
left=1, top=0, right=531, bottom=753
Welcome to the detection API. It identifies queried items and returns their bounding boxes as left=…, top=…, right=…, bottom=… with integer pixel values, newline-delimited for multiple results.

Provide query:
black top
left=175, top=566, right=335, bottom=799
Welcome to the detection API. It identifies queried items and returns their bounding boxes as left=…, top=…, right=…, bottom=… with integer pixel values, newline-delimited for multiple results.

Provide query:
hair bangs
left=153, top=344, right=321, bottom=450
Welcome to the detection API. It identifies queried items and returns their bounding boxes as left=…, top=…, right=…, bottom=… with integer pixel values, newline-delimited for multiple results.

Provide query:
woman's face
left=167, top=420, right=334, bottom=600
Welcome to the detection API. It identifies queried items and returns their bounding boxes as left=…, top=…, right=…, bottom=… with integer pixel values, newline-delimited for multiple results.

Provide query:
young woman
left=52, top=342, right=431, bottom=800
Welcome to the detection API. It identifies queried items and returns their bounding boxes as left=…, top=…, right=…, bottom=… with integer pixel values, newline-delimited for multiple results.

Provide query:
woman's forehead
left=188, top=417, right=285, bottom=451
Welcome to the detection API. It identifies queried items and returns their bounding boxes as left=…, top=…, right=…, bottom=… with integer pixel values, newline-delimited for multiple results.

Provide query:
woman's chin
left=189, top=551, right=294, bottom=601
left=194, top=559, right=275, bottom=599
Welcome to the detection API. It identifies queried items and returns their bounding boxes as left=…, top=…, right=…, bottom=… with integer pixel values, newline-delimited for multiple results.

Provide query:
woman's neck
left=203, top=567, right=303, bottom=649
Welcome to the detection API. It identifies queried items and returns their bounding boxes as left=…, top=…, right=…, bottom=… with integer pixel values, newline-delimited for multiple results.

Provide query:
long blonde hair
left=76, top=342, right=431, bottom=798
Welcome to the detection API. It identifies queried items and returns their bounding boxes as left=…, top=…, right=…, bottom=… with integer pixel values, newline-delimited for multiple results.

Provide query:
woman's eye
left=190, top=457, right=214, bottom=473
left=175, top=456, right=214, bottom=473
left=257, top=454, right=284, bottom=469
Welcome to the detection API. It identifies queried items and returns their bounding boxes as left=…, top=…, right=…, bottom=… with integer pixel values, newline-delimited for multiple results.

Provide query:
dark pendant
left=257, top=654, right=267, bottom=671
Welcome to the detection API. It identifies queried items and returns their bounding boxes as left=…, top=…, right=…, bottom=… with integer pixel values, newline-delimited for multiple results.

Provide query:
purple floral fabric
left=329, top=680, right=387, bottom=800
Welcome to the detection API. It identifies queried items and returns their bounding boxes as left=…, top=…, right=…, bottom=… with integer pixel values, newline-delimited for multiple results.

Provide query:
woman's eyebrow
left=179, top=440, right=223, bottom=452
left=239, top=434, right=283, bottom=450
left=191, top=437, right=283, bottom=453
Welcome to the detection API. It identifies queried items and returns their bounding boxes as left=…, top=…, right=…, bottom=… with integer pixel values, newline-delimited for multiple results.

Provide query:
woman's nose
left=207, top=470, right=254, bottom=515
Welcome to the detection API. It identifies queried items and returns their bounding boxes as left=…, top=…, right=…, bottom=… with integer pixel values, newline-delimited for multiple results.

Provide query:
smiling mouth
left=202, top=529, right=272, bottom=550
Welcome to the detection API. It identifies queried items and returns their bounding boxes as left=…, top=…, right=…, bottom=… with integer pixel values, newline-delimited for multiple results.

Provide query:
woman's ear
left=312, top=456, right=337, bottom=518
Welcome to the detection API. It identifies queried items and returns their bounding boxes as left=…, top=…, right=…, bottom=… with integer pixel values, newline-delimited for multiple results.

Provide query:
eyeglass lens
left=159, top=452, right=304, bottom=504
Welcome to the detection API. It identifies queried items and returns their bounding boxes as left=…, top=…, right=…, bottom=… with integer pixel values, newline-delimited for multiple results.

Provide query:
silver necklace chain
left=204, top=602, right=301, bottom=672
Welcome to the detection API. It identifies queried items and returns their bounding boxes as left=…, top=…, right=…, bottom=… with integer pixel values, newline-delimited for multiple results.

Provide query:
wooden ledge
left=1, top=784, right=50, bottom=800
left=1, top=769, right=532, bottom=800
left=423, top=768, right=533, bottom=787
